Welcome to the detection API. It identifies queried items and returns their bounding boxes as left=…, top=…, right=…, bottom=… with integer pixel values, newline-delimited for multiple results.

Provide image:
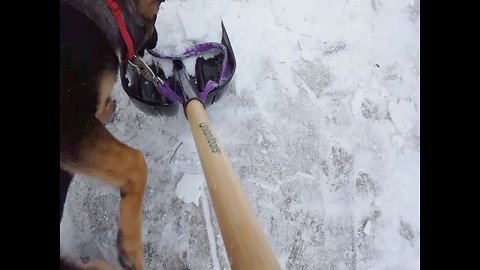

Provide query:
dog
left=60, top=0, right=163, bottom=269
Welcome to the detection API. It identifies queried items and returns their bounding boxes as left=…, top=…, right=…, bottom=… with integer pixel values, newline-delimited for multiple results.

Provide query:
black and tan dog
left=60, top=0, right=163, bottom=269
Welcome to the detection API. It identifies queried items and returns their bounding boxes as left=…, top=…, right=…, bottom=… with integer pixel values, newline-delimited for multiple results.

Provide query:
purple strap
left=198, top=80, right=219, bottom=102
left=155, top=81, right=184, bottom=104
left=148, top=42, right=230, bottom=104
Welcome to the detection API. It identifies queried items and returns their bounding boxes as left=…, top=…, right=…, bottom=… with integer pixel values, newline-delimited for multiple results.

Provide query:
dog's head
left=120, top=0, right=165, bottom=54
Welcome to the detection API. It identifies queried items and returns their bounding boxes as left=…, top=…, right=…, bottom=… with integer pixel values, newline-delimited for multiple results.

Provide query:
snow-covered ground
left=60, top=0, right=420, bottom=269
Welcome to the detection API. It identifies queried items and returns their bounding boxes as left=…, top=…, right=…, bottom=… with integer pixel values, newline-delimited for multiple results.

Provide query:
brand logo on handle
left=199, top=122, right=221, bottom=153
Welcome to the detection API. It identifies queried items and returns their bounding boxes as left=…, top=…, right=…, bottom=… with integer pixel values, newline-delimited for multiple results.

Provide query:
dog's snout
left=145, top=27, right=158, bottom=50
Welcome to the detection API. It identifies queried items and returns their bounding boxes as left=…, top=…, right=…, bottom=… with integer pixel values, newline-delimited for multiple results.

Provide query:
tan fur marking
left=95, top=71, right=117, bottom=123
left=137, top=0, right=160, bottom=20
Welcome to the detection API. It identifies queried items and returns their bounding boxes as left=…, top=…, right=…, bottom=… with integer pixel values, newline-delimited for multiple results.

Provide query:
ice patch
left=301, top=50, right=317, bottom=62
left=351, top=88, right=365, bottom=117
left=175, top=173, right=204, bottom=207
left=363, top=220, right=372, bottom=235
left=388, top=99, right=416, bottom=133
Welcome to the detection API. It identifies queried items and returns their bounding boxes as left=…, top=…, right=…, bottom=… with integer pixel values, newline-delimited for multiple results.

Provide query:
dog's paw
left=118, top=247, right=144, bottom=270
left=83, top=260, right=116, bottom=270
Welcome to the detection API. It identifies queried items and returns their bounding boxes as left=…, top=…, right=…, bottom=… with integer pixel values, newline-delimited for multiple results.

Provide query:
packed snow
left=60, top=0, right=420, bottom=269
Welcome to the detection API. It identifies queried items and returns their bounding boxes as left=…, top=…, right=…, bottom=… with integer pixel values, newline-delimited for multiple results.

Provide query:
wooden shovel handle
left=185, top=99, right=281, bottom=270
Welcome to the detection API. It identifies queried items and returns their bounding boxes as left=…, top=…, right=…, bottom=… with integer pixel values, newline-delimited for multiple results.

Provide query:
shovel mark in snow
left=201, top=191, right=221, bottom=270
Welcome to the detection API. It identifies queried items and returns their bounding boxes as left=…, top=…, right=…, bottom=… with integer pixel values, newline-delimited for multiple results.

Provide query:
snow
left=388, top=99, right=417, bottom=133
left=363, top=221, right=372, bottom=236
left=175, top=173, right=204, bottom=207
left=60, top=0, right=420, bottom=269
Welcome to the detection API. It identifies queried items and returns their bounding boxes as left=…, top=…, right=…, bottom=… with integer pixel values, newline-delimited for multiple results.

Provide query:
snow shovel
left=120, top=22, right=281, bottom=270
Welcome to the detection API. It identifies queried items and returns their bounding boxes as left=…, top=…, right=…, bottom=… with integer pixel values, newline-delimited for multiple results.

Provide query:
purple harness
left=139, top=42, right=231, bottom=104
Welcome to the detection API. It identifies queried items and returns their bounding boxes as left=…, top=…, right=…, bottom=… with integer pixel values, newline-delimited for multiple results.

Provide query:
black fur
left=61, top=258, right=82, bottom=270
left=60, top=1, right=158, bottom=162
left=60, top=0, right=159, bottom=268
left=60, top=2, right=119, bottom=159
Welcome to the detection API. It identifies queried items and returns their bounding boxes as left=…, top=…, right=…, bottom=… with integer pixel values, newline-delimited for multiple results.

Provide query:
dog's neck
left=61, top=0, right=145, bottom=60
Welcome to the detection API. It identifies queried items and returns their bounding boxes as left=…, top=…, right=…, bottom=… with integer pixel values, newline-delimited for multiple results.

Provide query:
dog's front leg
left=61, top=120, right=147, bottom=270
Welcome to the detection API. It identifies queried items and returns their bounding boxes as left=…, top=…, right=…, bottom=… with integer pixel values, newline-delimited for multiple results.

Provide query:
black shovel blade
left=119, top=22, right=236, bottom=116
left=196, top=21, right=237, bottom=106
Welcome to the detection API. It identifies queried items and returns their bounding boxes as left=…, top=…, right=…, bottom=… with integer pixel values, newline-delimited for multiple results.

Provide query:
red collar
left=106, top=0, right=135, bottom=60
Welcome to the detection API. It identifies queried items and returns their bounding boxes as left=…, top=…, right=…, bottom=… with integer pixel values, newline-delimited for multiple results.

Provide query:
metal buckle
left=128, top=55, right=164, bottom=85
